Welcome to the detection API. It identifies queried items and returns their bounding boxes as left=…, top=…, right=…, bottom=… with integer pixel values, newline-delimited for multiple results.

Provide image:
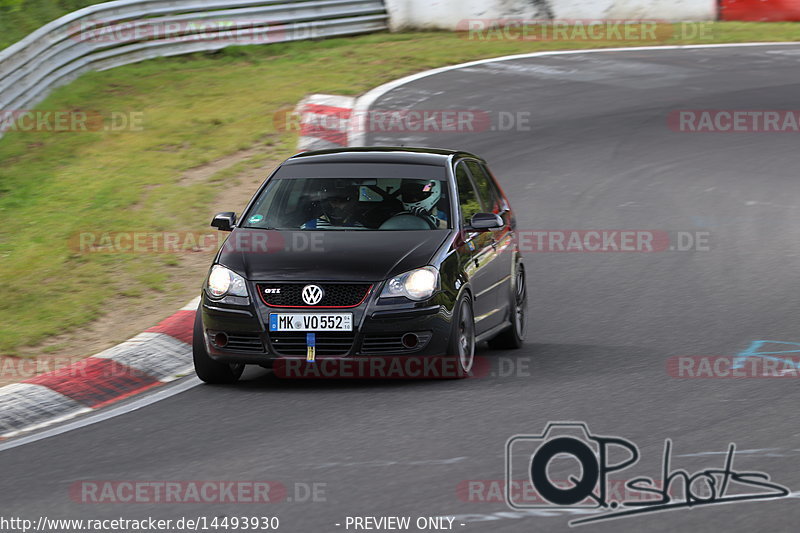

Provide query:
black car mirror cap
left=469, top=212, right=504, bottom=231
left=211, top=212, right=237, bottom=232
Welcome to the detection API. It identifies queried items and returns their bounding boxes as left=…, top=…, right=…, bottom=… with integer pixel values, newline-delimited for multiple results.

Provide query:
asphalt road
left=2, top=44, right=800, bottom=532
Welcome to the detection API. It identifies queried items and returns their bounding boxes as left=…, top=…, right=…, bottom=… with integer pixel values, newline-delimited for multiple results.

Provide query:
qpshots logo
left=505, top=422, right=790, bottom=526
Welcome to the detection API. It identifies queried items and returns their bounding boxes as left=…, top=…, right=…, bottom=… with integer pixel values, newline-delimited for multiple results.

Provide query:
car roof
left=284, top=146, right=485, bottom=166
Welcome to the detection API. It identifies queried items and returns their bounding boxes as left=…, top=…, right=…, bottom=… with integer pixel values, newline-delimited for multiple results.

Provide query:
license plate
left=269, top=313, right=353, bottom=332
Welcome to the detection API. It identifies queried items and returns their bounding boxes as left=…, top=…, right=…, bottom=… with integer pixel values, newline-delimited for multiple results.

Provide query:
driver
left=400, top=180, right=447, bottom=229
left=302, top=184, right=364, bottom=229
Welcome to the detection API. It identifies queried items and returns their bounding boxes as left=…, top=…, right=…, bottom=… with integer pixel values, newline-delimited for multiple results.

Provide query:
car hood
left=217, top=229, right=453, bottom=282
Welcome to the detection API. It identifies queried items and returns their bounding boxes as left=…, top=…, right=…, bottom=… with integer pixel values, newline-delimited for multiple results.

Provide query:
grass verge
left=0, top=0, right=103, bottom=51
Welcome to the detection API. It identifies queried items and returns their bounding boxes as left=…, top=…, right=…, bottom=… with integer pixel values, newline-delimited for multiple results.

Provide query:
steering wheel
left=379, top=211, right=437, bottom=230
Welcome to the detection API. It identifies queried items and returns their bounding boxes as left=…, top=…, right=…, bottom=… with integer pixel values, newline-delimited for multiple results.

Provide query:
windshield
left=242, top=165, right=451, bottom=231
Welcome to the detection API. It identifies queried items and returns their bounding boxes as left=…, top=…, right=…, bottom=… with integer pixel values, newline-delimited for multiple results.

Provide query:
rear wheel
left=448, top=295, right=476, bottom=377
left=193, top=309, right=245, bottom=384
left=488, top=262, right=527, bottom=349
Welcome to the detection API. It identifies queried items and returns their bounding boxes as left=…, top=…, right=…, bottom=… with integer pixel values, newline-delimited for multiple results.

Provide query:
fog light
left=214, top=332, right=229, bottom=348
left=402, top=333, right=419, bottom=349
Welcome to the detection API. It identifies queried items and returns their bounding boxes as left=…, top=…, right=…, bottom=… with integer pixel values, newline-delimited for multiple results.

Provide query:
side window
left=466, top=161, right=502, bottom=213
left=455, top=162, right=482, bottom=226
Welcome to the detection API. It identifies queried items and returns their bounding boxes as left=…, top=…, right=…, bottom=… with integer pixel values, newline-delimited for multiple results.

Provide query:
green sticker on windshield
left=249, top=214, right=264, bottom=224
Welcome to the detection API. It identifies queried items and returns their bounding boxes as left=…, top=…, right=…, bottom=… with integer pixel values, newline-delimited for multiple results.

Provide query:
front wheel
left=488, top=262, right=527, bottom=349
left=193, top=309, right=245, bottom=384
left=448, top=295, right=476, bottom=377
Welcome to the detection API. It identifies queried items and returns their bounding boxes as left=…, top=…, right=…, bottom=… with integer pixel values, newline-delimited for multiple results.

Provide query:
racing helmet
left=319, top=183, right=358, bottom=222
left=400, top=180, right=442, bottom=214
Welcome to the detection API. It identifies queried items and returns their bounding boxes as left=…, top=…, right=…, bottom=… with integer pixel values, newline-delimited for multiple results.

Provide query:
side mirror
left=211, top=212, right=236, bottom=232
left=469, top=212, right=504, bottom=231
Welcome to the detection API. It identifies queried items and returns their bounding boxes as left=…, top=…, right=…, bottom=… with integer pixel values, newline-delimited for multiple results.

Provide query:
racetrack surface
left=2, top=44, right=800, bottom=532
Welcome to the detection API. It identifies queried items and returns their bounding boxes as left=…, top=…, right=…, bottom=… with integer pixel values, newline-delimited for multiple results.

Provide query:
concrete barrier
left=384, top=0, right=717, bottom=30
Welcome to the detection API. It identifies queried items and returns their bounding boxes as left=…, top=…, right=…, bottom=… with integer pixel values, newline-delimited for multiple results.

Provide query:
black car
left=193, top=147, right=527, bottom=383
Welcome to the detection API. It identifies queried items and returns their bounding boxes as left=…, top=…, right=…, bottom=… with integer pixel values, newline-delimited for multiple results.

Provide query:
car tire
left=193, top=308, right=245, bottom=384
left=448, top=294, right=476, bottom=378
left=488, top=261, right=527, bottom=350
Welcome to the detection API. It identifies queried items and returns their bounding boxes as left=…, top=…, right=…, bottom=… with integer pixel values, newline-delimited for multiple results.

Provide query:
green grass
left=1, top=23, right=799, bottom=355
left=0, top=0, right=104, bottom=50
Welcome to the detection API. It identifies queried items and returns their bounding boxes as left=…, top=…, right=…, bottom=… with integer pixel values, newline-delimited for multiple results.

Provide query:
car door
left=454, top=160, right=502, bottom=334
left=465, top=160, right=515, bottom=321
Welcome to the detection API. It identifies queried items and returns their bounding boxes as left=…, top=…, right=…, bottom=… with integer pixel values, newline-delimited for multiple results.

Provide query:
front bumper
left=199, top=286, right=454, bottom=366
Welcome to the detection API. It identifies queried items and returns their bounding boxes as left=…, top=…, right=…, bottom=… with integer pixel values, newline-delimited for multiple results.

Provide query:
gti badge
left=302, top=285, right=324, bottom=306
left=263, top=288, right=281, bottom=294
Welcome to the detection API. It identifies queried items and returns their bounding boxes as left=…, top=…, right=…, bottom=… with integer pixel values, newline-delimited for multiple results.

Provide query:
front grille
left=209, top=332, right=265, bottom=353
left=269, top=333, right=356, bottom=357
left=360, top=332, right=433, bottom=354
left=258, top=283, right=372, bottom=308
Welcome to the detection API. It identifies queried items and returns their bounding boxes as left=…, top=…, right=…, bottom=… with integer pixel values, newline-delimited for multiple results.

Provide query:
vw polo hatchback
left=194, top=147, right=527, bottom=383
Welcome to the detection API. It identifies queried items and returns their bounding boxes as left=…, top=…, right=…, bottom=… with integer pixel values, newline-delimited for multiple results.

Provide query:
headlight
left=207, top=265, right=248, bottom=298
left=380, top=266, right=439, bottom=301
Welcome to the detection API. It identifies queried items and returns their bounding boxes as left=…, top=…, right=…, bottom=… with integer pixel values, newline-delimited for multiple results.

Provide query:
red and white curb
left=296, top=94, right=356, bottom=151
left=0, top=297, right=200, bottom=440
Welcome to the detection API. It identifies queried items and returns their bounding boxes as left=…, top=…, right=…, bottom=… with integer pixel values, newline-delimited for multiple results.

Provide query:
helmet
left=319, top=183, right=358, bottom=223
left=401, top=180, right=442, bottom=214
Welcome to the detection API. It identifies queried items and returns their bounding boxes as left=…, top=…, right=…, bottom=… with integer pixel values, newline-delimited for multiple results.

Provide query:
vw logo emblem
left=302, top=285, right=324, bottom=306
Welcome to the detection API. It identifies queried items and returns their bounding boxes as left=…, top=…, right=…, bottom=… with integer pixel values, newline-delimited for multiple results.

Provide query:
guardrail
left=0, top=0, right=388, bottom=125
